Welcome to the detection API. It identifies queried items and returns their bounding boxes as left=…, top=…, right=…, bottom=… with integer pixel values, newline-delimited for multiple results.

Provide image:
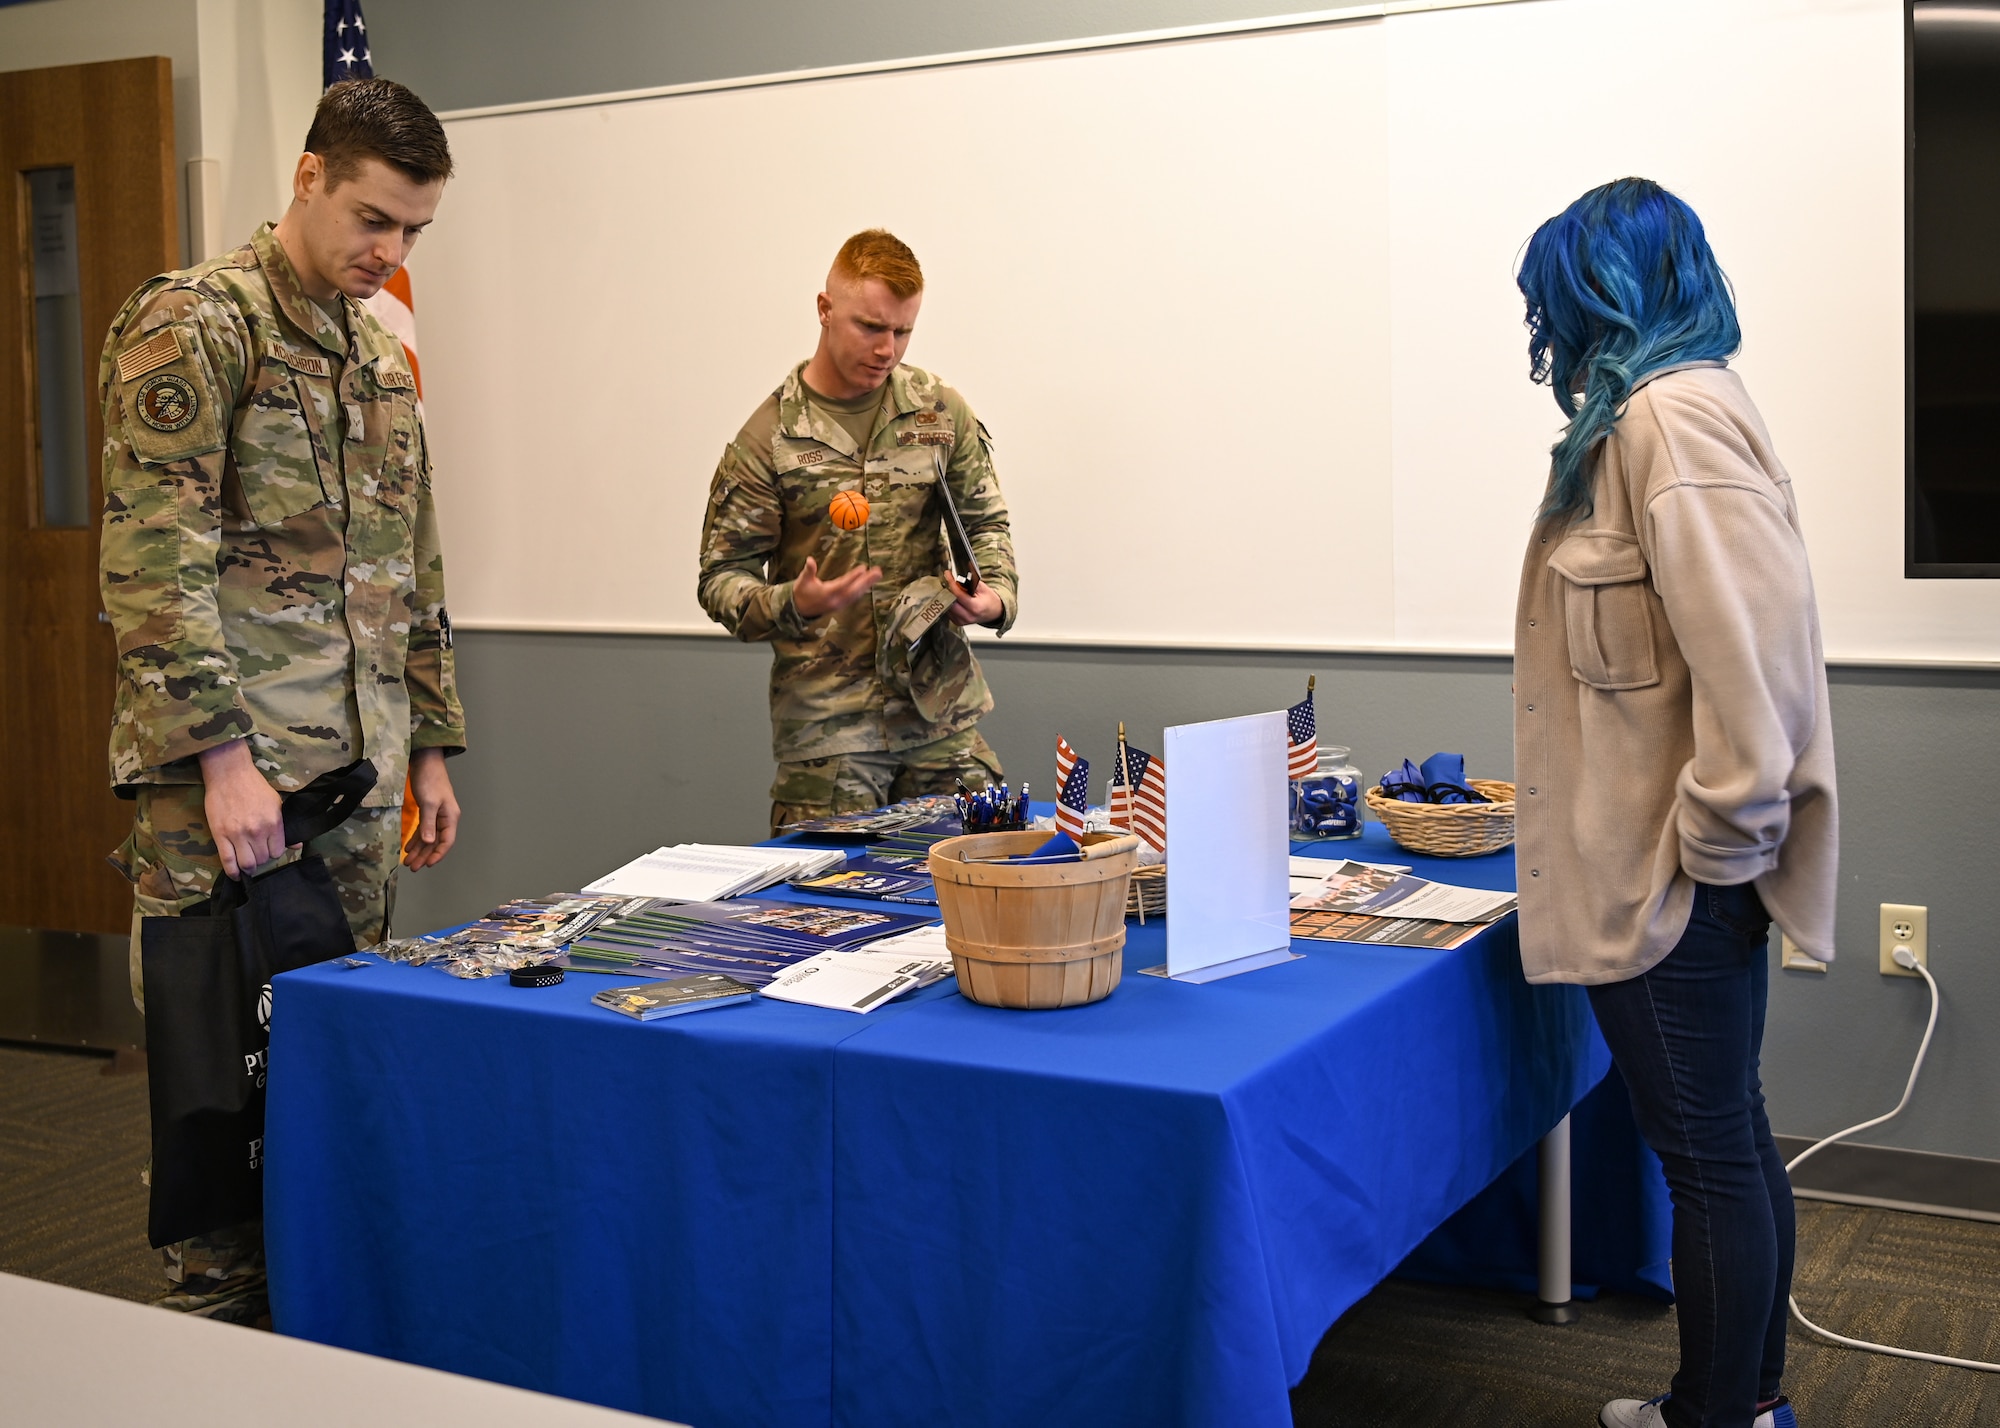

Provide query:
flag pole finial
left=1308, top=674, right=1316, bottom=694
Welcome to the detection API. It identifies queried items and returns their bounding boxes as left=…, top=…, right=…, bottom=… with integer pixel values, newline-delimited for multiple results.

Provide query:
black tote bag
left=141, top=759, right=378, bottom=1247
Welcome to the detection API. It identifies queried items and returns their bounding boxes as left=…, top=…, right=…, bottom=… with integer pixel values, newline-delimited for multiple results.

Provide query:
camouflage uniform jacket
left=98, top=223, right=465, bottom=810
left=698, top=362, right=1018, bottom=761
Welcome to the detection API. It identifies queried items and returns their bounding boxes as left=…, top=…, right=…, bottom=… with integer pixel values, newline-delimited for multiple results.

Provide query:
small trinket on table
left=954, top=779, right=1029, bottom=834
left=1290, top=746, right=1362, bottom=839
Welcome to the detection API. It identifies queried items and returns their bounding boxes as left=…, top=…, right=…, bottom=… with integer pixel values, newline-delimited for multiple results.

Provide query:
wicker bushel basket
left=1364, top=779, right=1517, bottom=858
left=928, top=830, right=1139, bottom=1009
left=1126, top=864, right=1166, bottom=922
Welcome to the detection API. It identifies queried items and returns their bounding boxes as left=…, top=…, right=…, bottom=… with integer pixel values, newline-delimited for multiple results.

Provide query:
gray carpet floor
left=0, top=1043, right=157, bottom=1303
left=3, top=1041, right=1996, bottom=1425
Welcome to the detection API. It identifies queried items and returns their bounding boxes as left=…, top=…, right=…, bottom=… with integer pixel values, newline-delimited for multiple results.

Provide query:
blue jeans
left=1587, top=882, right=1793, bottom=1428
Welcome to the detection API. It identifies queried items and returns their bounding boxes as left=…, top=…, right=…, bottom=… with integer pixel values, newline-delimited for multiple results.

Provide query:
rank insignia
left=135, top=372, right=199, bottom=433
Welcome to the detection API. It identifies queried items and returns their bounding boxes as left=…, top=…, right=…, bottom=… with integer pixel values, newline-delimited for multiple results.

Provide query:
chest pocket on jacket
left=1549, top=530, right=1659, bottom=691
left=231, top=351, right=336, bottom=526
left=336, top=363, right=419, bottom=521
left=772, top=437, right=857, bottom=520
left=369, top=390, right=424, bottom=523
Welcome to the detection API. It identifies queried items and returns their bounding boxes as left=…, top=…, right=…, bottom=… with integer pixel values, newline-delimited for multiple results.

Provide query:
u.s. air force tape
left=509, top=964, right=566, bottom=988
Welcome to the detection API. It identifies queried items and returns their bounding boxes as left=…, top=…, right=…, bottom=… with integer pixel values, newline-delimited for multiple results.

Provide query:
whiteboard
left=414, top=0, right=2000, bottom=663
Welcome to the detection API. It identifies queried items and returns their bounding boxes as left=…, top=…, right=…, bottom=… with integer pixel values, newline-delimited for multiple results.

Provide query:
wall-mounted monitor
left=1911, top=0, right=2000, bottom=576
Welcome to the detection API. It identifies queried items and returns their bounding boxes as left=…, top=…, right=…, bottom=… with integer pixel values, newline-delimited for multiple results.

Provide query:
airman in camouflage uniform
left=98, top=75, right=464, bottom=1326
left=699, top=359, right=1019, bottom=830
left=101, top=221, right=463, bottom=969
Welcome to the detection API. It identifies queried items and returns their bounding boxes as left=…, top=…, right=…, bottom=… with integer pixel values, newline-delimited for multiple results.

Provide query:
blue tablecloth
left=266, top=826, right=1668, bottom=1428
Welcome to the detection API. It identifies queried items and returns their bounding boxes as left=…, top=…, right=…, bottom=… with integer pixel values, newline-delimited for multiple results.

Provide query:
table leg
left=1528, top=1113, right=1582, bottom=1324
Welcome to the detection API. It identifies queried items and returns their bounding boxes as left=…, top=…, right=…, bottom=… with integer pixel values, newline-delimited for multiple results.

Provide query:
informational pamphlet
left=790, top=850, right=939, bottom=905
left=790, top=869, right=932, bottom=901
left=456, top=894, right=649, bottom=947
left=859, top=922, right=955, bottom=961
left=758, top=924, right=956, bottom=1013
left=1289, top=861, right=1517, bottom=923
left=561, top=899, right=939, bottom=988
left=591, top=974, right=756, bottom=1020
left=1289, top=907, right=1488, bottom=951
left=1287, top=855, right=1408, bottom=899
left=759, top=953, right=933, bottom=1013
left=776, top=797, right=962, bottom=841
left=583, top=844, right=845, bottom=901
left=378, top=892, right=652, bottom=979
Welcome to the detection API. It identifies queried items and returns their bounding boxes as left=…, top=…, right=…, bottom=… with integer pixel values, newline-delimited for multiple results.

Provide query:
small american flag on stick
left=1108, top=731, right=1167, bottom=853
left=1286, top=677, right=1319, bottom=779
left=1056, top=734, right=1080, bottom=800
left=1055, top=736, right=1090, bottom=839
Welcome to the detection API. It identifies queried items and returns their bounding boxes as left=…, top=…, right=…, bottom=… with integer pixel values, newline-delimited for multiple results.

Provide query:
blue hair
left=1517, top=178, right=1741, bottom=521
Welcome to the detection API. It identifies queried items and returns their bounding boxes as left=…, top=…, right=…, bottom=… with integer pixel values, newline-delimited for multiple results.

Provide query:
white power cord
left=1783, top=947, right=2000, bottom=1373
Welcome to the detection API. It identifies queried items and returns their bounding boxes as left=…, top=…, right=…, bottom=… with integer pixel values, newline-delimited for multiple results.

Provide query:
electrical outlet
left=1879, top=903, right=1928, bottom=977
left=1779, top=933, right=1825, bottom=973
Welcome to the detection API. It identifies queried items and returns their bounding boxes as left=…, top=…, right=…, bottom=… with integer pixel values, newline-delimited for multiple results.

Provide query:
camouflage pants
left=770, top=728, right=1003, bottom=835
left=153, top=1221, right=269, bottom=1325
left=119, top=787, right=397, bottom=1324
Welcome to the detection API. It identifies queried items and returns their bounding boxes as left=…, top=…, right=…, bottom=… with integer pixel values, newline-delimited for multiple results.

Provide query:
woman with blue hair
left=1511, top=178, right=1838, bottom=1428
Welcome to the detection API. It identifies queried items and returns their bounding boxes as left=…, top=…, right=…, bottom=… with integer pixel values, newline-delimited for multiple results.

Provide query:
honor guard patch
left=135, top=373, right=200, bottom=433
left=116, top=328, right=183, bottom=383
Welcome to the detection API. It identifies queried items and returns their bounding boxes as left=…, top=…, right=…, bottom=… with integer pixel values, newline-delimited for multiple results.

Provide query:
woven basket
left=1125, top=864, right=1166, bottom=923
left=928, top=830, right=1138, bottom=1009
left=1364, top=779, right=1517, bottom=858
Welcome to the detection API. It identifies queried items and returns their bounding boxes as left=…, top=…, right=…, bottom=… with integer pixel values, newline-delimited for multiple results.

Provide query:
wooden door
left=0, top=59, right=179, bottom=935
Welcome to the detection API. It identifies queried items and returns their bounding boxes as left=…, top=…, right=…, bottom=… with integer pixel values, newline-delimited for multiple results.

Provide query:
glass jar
left=1290, top=746, right=1362, bottom=839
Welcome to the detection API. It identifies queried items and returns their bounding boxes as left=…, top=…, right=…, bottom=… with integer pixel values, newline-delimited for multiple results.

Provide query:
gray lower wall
left=398, top=631, right=2000, bottom=1166
left=394, top=631, right=1518, bottom=930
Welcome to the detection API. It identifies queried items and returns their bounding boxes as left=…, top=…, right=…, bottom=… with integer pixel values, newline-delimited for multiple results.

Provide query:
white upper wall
left=193, top=0, right=321, bottom=255
left=416, top=0, right=1984, bottom=662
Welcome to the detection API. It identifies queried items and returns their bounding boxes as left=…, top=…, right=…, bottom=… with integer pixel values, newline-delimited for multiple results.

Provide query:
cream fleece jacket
left=1512, top=364, right=1839, bottom=986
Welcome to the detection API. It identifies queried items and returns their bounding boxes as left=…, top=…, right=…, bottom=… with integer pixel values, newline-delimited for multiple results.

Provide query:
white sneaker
left=1599, top=1397, right=1669, bottom=1428
left=1599, top=1394, right=1795, bottom=1428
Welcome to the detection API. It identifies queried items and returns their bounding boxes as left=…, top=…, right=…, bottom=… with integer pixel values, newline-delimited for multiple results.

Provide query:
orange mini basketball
left=828, top=489, right=870, bottom=532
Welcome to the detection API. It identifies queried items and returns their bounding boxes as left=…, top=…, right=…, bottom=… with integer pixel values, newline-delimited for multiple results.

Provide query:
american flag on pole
left=324, top=0, right=374, bottom=88
left=1108, top=744, right=1167, bottom=853
left=1055, top=736, right=1089, bottom=839
left=365, top=267, right=425, bottom=855
left=338, top=0, right=420, bottom=396
left=1286, top=686, right=1319, bottom=778
left=362, top=268, right=423, bottom=398
left=334, top=0, right=424, bottom=856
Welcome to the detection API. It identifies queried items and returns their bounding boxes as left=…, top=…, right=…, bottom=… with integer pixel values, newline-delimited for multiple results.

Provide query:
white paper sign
left=1164, top=711, right=1292, bottom=977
